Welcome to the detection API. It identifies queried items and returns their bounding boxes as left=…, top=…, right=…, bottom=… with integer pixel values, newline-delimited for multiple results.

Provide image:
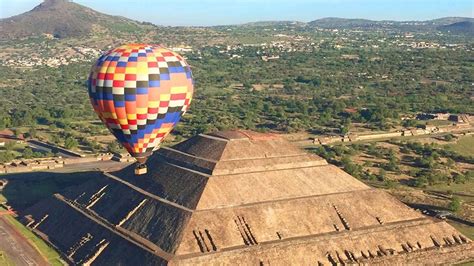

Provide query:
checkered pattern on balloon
left=88, top=44, right=194, bottom=159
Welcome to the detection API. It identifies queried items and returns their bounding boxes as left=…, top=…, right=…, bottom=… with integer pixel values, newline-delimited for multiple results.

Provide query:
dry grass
left=447, top=135, right=474, bottom=157
left=0, top=250, right=15, bottom=266
left=448, top=221, right=474, bottom=241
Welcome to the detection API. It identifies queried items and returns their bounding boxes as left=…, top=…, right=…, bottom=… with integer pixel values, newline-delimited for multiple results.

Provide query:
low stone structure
left=0, top=154, right=115, bottom=174
left=1, top=157, right=65, bottom=174
left=111, top=153, right=135, bottom=163
left=313, top=124, right=473, bottom=145
left=357, top=131, right=403, bottom=141
left=21, top=130, right=473, bottom=265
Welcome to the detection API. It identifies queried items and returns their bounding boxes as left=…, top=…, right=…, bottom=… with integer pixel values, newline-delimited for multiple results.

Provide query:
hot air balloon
left=88, top=44, right=194, bottom=175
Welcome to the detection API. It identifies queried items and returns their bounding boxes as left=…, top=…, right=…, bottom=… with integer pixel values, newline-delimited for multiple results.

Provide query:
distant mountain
left=234, top=17, right=474, bottom=33
left=428, top=17, right=474, bottom=25
left=1, top=2, right=472, bottom=40
left=240, top=21, right=306, bottom=27
left=438, top=21, right=474, bottom=36
left=308, top=17, right=377, bottom=28
left=0, top=0, right=155, bottom=40
left=307, top=17, right=474, bottom=33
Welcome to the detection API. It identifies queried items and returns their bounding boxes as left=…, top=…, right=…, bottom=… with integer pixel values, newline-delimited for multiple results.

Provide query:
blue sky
left=0, top=0, right=472, bottom=26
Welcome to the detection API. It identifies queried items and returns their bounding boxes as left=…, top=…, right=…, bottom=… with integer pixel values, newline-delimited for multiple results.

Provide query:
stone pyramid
left=22, top=130, right=474, bottom=265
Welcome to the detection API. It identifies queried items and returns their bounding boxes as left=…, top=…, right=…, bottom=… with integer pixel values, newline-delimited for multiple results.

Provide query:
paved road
left=27, top=142, right=74, bottom=158
left=2, top=160, right=132, bottom=180
left=0, top=217, right=48, bottom=266
left=58, top=160, right=133, bottom=173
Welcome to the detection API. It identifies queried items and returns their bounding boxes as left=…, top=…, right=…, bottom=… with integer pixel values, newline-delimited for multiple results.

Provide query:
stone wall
left=0, top=154, right=114, bottom=174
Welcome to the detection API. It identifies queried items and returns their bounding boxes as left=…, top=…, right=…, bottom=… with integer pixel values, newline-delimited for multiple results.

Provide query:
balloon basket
left=135, top=164, right=147, bottom=175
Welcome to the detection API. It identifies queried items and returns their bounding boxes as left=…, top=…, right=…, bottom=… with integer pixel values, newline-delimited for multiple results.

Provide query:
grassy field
left=448, top=221, right=474, bottom=241
left=447, top=135, right=474, bottom=157
left=427, top=180, right=474, bottom=196
left=426, top=120, right=454, bottom=126
left=0, top=206, right=63, bottom=266
left=0, top=250, right=15, bottom=266
left=0, top=142, right=29, bottom=158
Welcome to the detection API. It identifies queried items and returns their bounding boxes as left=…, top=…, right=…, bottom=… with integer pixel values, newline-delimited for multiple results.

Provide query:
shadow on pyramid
left=22, top=130, right=473, bottom=265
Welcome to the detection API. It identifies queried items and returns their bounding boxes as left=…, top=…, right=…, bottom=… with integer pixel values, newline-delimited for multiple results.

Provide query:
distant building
left=343, top=108, right=358, bottom=114
left=422, top=125, right=438, bottom=132
left=417, top=113, right=450, bottom=121
left=271, top=84, right=285, bottom=89
left=230, top=83, right=245, bottom=90
left=261, top=55, right=280, bottom=61
left=449, top=114, right=470, bottom=124
left=341, top=54, right=360, bottom=60
left=170, top=46, right=193, bottom=53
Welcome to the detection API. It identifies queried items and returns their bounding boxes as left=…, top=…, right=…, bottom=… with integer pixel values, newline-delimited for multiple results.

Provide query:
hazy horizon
left=0, top=0, right=472, bottom=26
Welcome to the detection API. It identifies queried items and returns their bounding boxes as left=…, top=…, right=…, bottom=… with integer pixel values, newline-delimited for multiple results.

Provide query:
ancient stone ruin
left=22, top=130, right=474, bottom=265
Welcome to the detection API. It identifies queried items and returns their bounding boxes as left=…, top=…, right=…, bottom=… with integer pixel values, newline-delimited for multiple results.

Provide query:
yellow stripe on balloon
left=114, top=73, right=125, bottom=81
left=148, top=101, right=159, bottom=108
left=160, top=94, right=171, bottom=101
left=171, top=86, right=188, bottom=94
left=125, top=67, right=137, bottom=74
left=137, top=107, right=147, bottom=114
left=137, top=63, right=148, bottom=74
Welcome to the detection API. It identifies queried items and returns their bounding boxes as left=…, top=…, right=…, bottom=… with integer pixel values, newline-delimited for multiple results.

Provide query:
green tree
left=378, top=168, right=387, bottom=181
left=340, top=125, right=349, bottom=135
left=446, top=158, right=455, bottom=169
left=385, top=153, right=399, bottom=172
left=4, top=141, right=15, bottom=151
left=0, top=152, right=14, bottom=163
left=27, top=127, right=37, bottom=139
left=448, top=197, right=461, bottom=213
left=402, top=119, right=417, bottom=128
left=414, top=175, right=428, bottom=187
left=23, top=147, right=34, bottom=159
left=384, top=179, right=397, bottom=189
left=107, top=141, right=121, bottom=154
left=64, top=137, right=78, bottom=150
left=444, top=134, right=454, bottom=141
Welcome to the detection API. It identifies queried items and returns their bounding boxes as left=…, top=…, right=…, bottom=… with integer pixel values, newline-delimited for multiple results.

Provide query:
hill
left=240, top=20, right=306, bottom=27
left=429, top=17, right=474, bottom=25
left=0, top=0, right=155, bottom=40
left=438, top=21, right=474, bottom=36
left=308, top=17, right=377, bottom=28
left=308, top=17, right=474, bottom=32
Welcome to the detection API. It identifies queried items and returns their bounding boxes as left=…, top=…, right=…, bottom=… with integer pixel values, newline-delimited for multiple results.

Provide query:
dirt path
left=0, top=217, right=48, bottom=266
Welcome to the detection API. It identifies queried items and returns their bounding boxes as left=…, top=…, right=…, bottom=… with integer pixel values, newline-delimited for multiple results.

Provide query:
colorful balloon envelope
left=88, top=44, right=194, bottom=169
